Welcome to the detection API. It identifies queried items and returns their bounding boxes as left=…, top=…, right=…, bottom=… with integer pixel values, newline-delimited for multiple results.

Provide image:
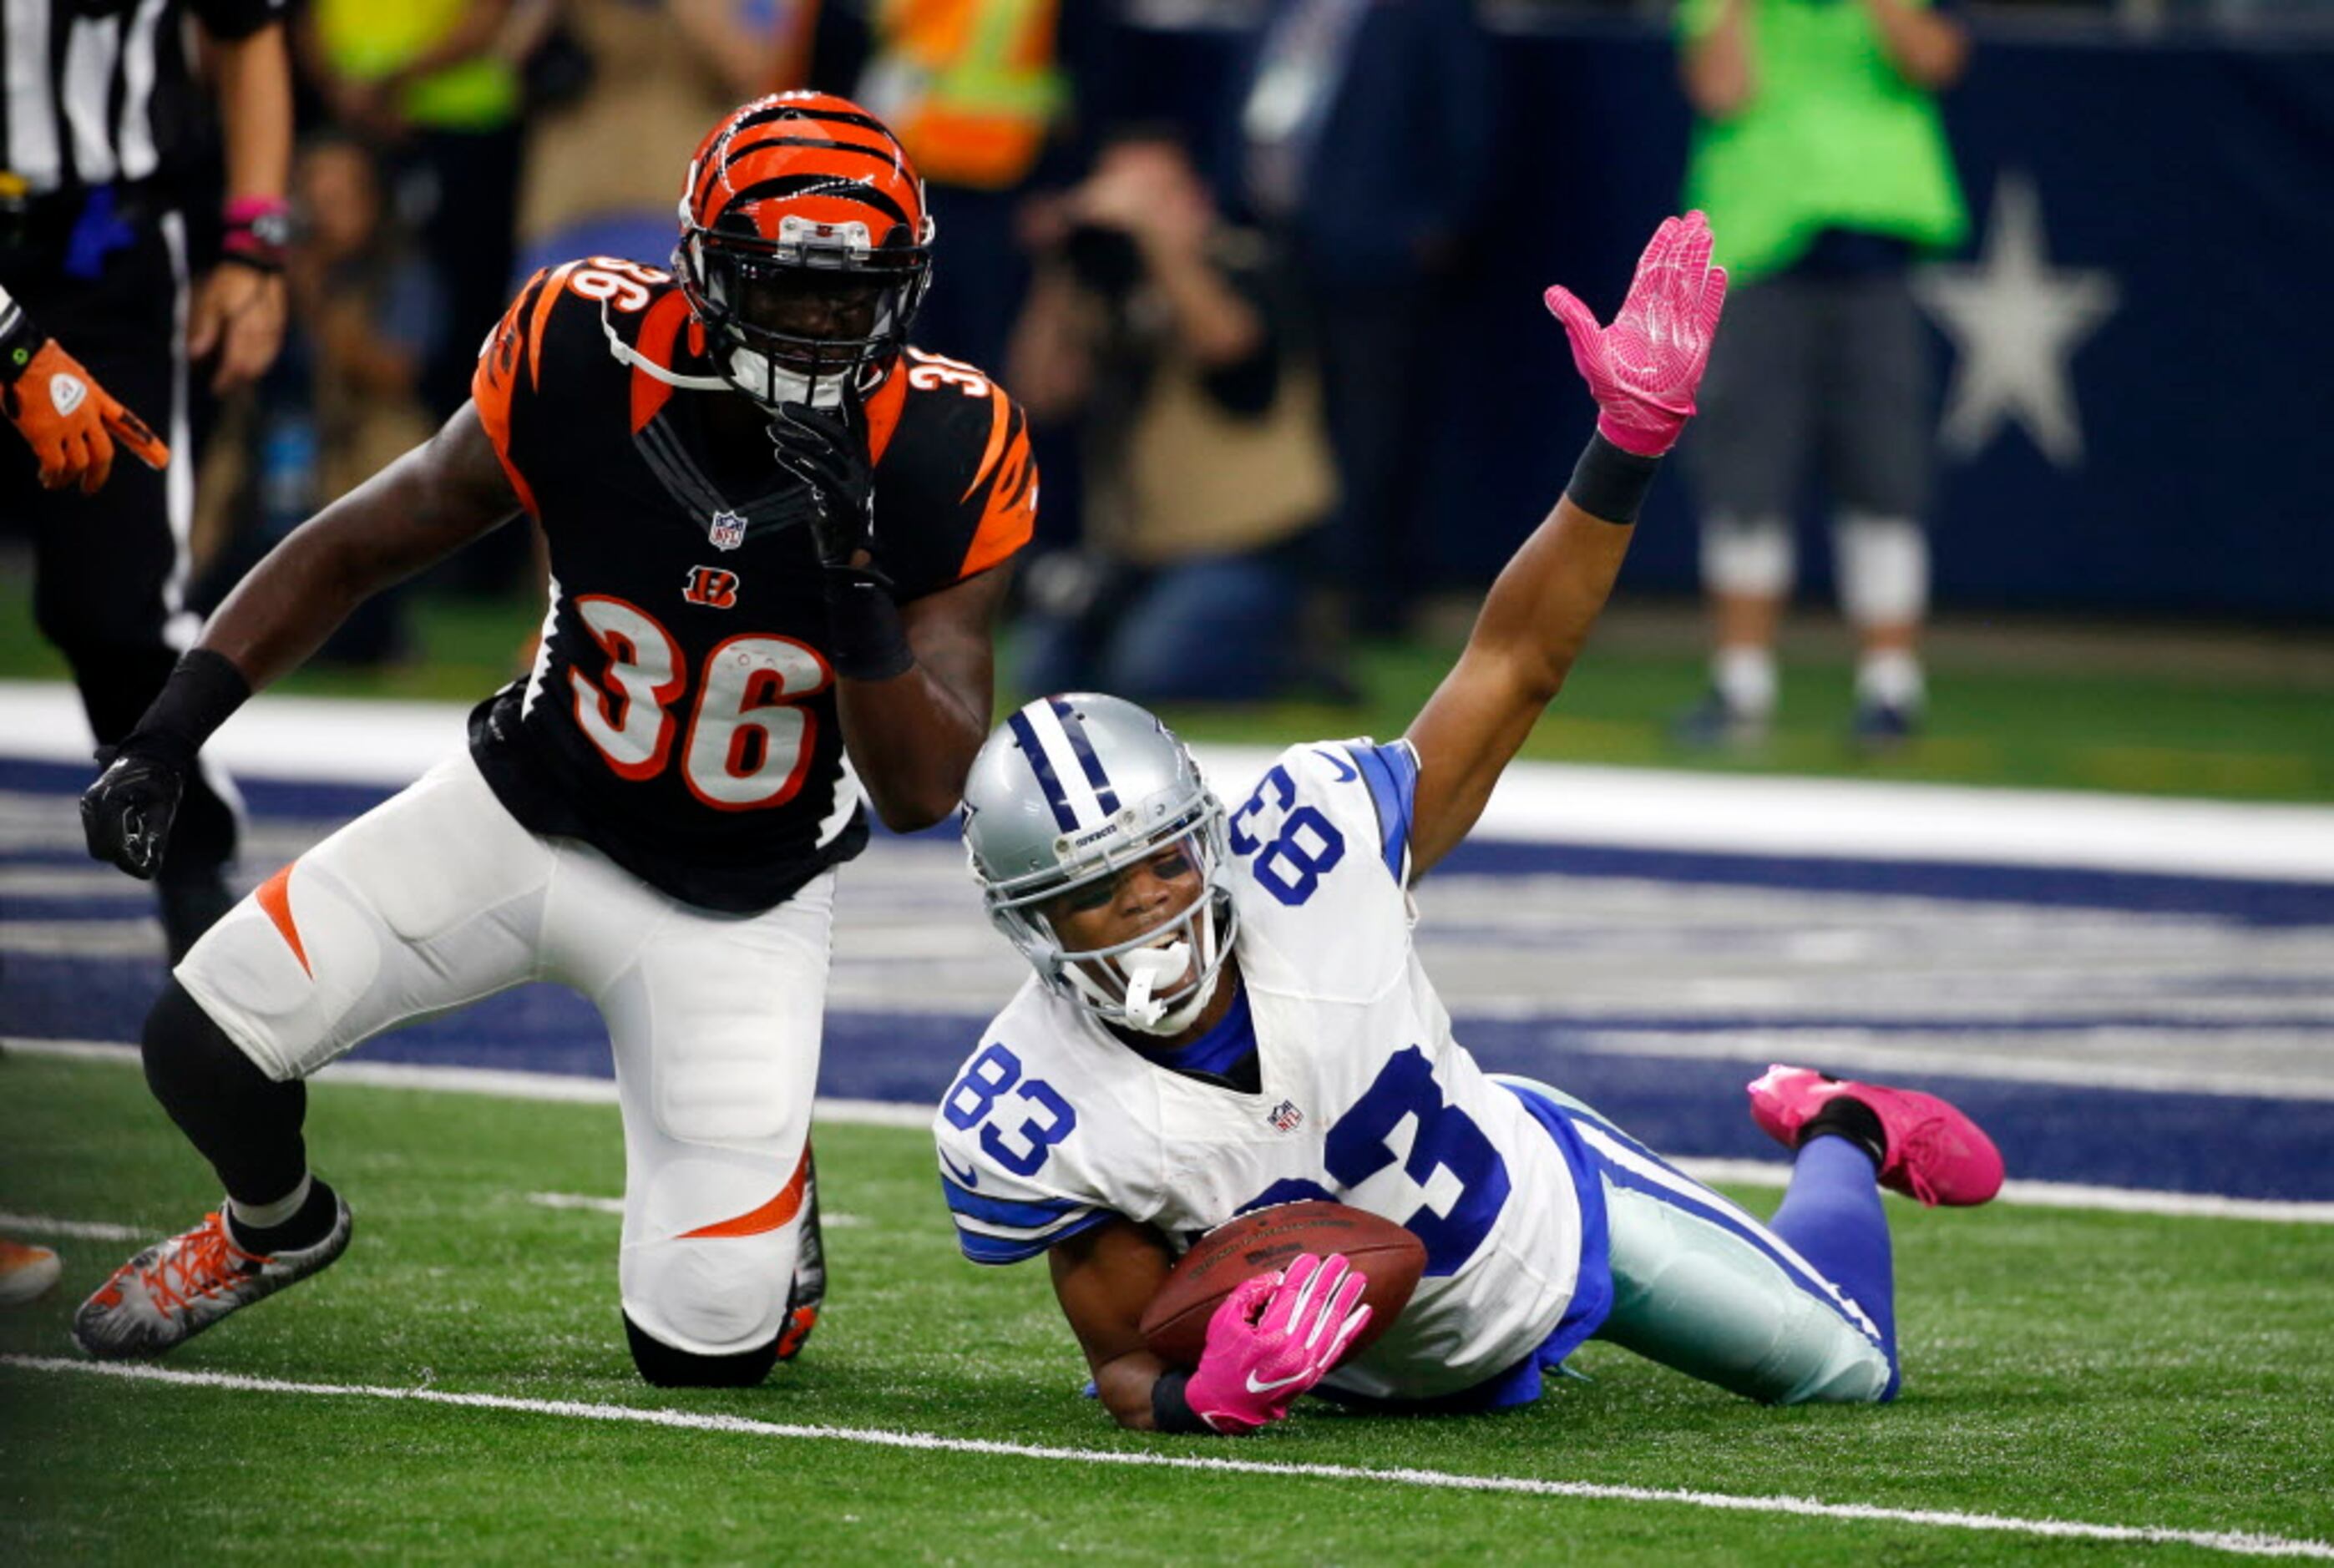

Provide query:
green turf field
left=3, top=572, right=2329, bottom=802
left=5, top=1055, right=2329, bottom=1564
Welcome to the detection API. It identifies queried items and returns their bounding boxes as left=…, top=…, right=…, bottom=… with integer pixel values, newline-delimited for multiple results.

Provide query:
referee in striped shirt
left=3, top=0, right=291, bottom=960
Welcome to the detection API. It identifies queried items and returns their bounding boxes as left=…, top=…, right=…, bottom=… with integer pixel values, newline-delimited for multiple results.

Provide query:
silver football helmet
left=963, top=694, right=1238, bottom=1035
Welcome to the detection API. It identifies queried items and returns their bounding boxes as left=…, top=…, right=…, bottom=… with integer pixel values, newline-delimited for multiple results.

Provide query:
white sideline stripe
left=1, top=1356, right=2324, bottom=1560
left=7, top=683, right=2332, bottom=881
left=16, top=1038, right=2334, bottom=1225
left=1667, top=1160, right=2334, bottom=1224
left=0, top=1212, right=143, bottom=1241
left=1539, top=1029, right=2334, bottom=1105
left=2, top=1037, right=931, bottom=1129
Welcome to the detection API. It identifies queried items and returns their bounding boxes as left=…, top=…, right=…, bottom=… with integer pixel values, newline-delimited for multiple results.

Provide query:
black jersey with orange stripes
left=464, top=255, right=1035, bottom=913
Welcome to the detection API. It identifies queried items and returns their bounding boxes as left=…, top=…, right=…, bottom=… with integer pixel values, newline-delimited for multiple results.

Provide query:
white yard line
left=0, top=1212, right=142, bottom=1241
left=524, top=1191, right=625, bottom=1214
left=1, top=1355, right=2324, bottom=1560
left=1532, top=1029, right=2334, bottom=1105
left=7, top=682, right=2331, bottom=880
left=13, top=1036, right=2331, bottom=1226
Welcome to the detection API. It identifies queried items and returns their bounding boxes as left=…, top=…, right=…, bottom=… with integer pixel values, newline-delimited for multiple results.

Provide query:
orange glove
left=3, top=337, right=171, bottom=494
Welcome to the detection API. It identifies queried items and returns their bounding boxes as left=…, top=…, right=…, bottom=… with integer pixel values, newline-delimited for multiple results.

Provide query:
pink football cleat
left=1748, top=1065, right=2005, bottom=1207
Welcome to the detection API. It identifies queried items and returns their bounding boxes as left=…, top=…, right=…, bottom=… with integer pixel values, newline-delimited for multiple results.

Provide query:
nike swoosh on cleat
left=1244, top=1368, right=1309, bottom=1395
left=940, top=1155, right=980, bottom=1189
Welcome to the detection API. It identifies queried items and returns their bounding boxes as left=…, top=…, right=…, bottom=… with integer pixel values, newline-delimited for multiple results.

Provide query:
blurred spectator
left=1673, top=0, right=1970, bottom=749
left=671, top=0, right=820, bottom=102
left=518, top=0, right=789, bottom=257
left=843, top=0, right=1116, bottom=373
left=1009, top=133, right=1335, bottom=704
left=288, top=139, right=441, bottom=497
left=1236, top=0, right=1493, bottom=640
left=201, top=136, right=439, bottom=665
left=298, top=0, right=534, bottom=422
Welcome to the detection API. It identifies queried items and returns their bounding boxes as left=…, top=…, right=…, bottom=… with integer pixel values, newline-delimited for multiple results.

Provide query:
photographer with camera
left=1007, top=130, right=1336, bottom=705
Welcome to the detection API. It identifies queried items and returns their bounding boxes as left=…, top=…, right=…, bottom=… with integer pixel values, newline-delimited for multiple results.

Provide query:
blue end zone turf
left=10, top=754, right=2333, bottom=1201
left=9, top=952, right=2333, bottom=1201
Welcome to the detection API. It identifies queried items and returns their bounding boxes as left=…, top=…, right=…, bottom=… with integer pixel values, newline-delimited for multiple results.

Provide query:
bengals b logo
left=683, top=566, right=740, bottom=609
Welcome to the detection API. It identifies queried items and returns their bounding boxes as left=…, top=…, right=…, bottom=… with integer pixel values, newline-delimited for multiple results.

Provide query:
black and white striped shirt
left=1, top=0, right=281, bottom=199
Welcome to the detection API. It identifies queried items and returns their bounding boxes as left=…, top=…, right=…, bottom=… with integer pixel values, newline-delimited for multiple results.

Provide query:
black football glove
left=767, top=397, right=877, bottom=571
left=80, top=741, right=189, bottom=879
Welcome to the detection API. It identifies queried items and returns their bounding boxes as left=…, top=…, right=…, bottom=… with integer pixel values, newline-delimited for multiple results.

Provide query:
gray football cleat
left=72, top=1196, right=352, bottom=1358
left=776, top=1149, right=825, bottom=1363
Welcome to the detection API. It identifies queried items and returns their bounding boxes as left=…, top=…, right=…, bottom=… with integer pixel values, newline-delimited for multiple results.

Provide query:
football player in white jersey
left=934, top=213, right=2007, bottom=1436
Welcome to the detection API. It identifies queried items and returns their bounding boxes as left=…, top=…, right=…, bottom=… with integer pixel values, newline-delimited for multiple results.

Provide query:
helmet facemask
left=982, top=797, right=1241, bottom=1038
left=676, top=209, right=933, bottom=409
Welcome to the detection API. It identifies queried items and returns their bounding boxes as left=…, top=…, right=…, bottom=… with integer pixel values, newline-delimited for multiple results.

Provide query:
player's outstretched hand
left=768, top=395, right=878, bottom=569
left=80, top=744, right=188, bottom=880
left=3, top=338, right=170, bottom=493
left=1182, top=1252, right=1372, bottom=1435
left=1542, top=210, right=1729, bottom=458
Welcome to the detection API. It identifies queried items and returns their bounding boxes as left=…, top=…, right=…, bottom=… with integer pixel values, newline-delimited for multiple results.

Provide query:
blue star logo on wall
left=1913, top=172, right=2119, bottom=468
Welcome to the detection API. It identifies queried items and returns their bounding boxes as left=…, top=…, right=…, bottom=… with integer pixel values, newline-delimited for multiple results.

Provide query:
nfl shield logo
left=708, top=509, right=747, bottom=551
left=1268, top=1100, right=1304, bottom=1133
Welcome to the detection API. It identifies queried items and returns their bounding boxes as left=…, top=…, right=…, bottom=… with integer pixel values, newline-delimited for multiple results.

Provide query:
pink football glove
left=1543, top=210, right=1729, bottom=458
left=1182, top=1252, right=1372, bottom=1435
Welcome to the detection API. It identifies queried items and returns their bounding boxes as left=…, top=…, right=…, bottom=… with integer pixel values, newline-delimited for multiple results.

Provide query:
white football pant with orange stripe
left=174, top=751, right=830, bottom=1360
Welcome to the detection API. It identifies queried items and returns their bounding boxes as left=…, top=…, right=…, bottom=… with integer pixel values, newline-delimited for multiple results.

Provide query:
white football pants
left=176, top=751, right=833, bottom=1358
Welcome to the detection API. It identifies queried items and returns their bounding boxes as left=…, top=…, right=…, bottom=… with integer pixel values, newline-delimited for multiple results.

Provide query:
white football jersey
left=934, top=740, right=1596, bottom=1401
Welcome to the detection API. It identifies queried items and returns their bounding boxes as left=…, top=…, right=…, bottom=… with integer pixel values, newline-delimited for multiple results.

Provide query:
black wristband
left=823, top=568, right=914, bottom=682
left=114, top=650, right=251, bottom=769
left=0, top=296, right=44, bottom=386
left=1150, top=1370, right=1213, bottom=1434
left=215, top=248, right=286, bottom=277
left=1564, top=432, right=1663, bottom=526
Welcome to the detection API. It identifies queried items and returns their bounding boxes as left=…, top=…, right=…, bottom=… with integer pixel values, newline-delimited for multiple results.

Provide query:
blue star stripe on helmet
left=1050, top=697, right=1121, bottom=815
left=1008, top=707, right=1078, bottom=832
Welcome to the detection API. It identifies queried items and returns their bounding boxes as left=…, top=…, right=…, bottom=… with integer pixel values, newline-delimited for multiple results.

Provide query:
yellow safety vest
left=313, top=0, right=518, bottom=131
left=869, top=0, right=1065, bottom=190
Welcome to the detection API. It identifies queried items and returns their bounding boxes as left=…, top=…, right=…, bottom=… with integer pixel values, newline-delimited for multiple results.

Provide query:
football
left=1139, top=1201, right=1427, bottom=1369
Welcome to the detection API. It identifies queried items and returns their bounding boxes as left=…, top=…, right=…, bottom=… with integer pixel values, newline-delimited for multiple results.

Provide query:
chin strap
left=600, top=301, right=730, bottom=391
left=601, top=299, right=871, bottom=412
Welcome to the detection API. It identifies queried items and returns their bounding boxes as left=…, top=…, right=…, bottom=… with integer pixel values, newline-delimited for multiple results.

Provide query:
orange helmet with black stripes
left=675, top=92, right=934, bottom=408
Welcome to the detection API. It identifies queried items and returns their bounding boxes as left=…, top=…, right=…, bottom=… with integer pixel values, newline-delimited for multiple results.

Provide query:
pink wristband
left=222, top=196, right=291, bottom=270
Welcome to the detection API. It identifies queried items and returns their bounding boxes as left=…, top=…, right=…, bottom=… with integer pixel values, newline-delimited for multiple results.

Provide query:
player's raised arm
left=1403, top=214, right=1728, bottom=877
left=80, top=403, right=523, bottom=878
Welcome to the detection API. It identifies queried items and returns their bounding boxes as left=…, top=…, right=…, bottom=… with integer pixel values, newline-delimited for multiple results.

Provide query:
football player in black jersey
left=72, top=94, right=1037, bottom=1388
